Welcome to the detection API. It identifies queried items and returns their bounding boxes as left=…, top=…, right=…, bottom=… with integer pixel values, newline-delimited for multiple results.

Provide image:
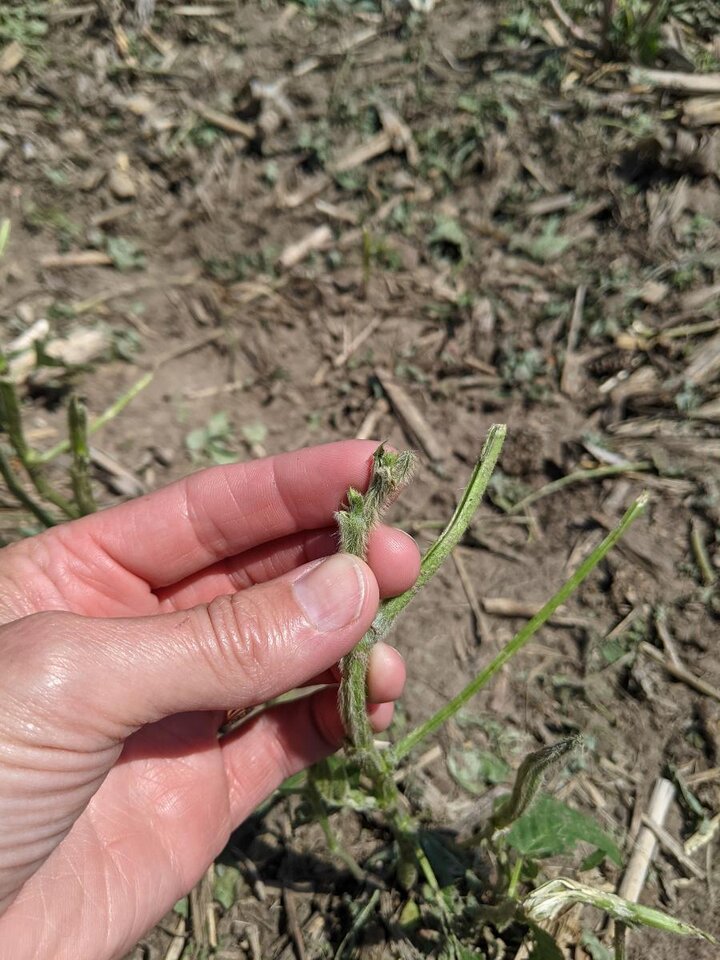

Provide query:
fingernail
left=293, top=554, right=366, bottom=631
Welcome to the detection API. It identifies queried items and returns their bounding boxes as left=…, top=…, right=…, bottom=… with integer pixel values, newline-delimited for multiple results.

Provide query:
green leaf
left=580, top=931, right=613, bottom=960
left=213, top=865, right=240, bottom=910
left=447, top=746, right=511, bottom=794
left=429, top=217, right=469, bottom=262
left=105, top=236, right=145, bottom=272
left=241, top=421, right=268, bottom=446
left=207, top=411, right=230, bottom=437
left=506, top=795, right=621, bottom=866
left=173, top=896, right=189, bottom=918
left=527, top=924, right=564, bottom=960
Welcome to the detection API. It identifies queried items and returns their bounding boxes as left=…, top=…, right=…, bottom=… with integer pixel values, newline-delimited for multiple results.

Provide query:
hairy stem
left=392, top=493, right=648, bottom=763
left=337, top=444, right=414, bottom=752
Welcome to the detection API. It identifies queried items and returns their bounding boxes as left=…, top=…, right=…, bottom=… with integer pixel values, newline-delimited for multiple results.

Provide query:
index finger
left=65, top=440, right=384, bottom=588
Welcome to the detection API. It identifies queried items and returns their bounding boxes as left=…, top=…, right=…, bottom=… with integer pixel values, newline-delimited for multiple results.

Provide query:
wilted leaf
left=524, top=878, right=717, bottom=943
left=506, top=795, right=621, bottom=866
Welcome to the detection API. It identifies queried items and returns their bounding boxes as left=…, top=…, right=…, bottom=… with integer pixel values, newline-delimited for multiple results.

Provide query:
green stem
left=507, top=856, right=524, bottom=900
left=380, top=423, right=507, bottom=626
left=508, top=462, right=651, bottom=516
left=0, top=445, right=56, bottom=527
left=614, top=921, right=627, bottom=960
left=0, top=379, right=77, bottom=518
left=391, top=493, right=648, bottom=763
left=68, top=397, right=97, bottom=516
left=35, top=371, right=153, bottom=465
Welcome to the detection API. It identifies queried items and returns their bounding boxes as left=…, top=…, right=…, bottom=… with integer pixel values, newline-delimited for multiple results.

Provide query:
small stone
left=108, top=168, right=136, bottom=200
left=60, top=128, right=86, bottom=151
left=638, top=280, right=668, bottom=305
left=151, top=446, right=175, bottom=467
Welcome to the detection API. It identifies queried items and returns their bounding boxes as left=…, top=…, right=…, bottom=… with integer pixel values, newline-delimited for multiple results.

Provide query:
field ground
left=1, top=1, right=720, bottom=957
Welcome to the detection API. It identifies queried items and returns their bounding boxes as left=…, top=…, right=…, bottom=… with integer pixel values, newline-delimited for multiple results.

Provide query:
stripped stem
left=392, top=493, right=648, bottom=763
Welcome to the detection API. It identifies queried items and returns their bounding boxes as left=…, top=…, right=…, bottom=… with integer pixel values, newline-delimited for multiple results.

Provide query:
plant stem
left=68, top=397, right=97, bottom=515
left=507, top=856, right=524, bottom=900
left=0, top=379, right=78, bottom=519
left=392, top=493, right=648, bottom=763
left=508, top=462, right=651, bottom=516
left=614, top=921, right=627, bottom=960
left=380, top=423, right=507, bottom=626
left=0, top=445, right=56, bottom=527
left=35, top=371, right=154, bottom=464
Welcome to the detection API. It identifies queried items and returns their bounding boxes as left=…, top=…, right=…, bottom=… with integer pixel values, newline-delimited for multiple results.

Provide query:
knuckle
left=0, top=611, right=81, bottom=728
left=193, top=592, right=288, bottom=700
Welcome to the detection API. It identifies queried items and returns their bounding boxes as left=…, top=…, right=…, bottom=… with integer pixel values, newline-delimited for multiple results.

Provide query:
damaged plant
left=299, top=427, right=716, bottom=958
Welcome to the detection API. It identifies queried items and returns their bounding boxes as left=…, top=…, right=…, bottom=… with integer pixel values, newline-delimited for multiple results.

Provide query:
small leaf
left=213, top=865, right=240, bottom=910
left=173, top=896, right=189, bottom=918
left=207, top=410, right=230, bottom=437
left=506, top=795, right=621, bottom=866
left=580, top=931, right=613, bottom=960
left=241, top=421, right=268, bottom=446
left=398, top=899, right=420, bottom=930
left=524, top=878, right=717, bottom=943
left=447, top=746, right=510, bottom=794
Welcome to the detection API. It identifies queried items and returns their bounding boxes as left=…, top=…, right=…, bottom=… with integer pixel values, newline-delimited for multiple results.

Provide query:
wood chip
left=278, top=225, right=333, bottom=269
left=641, top=642, right=720, bottom=704
left=375, top=368, right=447, bottom=461
left=90, top=447, right=145, bottom=498
left=332, top=130, right=394, bottom=174
left=618, top=777, right=675, bottom=902
left=184, top=97, right=255, bottom=138
left=560, top=283, right=587, bottom=396
left=480, top=596, right=589, bottom=628
left=40, top=250, right=113, bottom=269
left=0, top=41, right=24, bottom=74
left=631, top=68, right=720, bottom=95
left=683, top=96, right=720, bottom=127
left=682, top=330, right=720, bottom=386
left=355, top=397, right=389, bottom=440
left=282, top=887, right=307, bottom=960
left=640, top=814, right=705, bottom=880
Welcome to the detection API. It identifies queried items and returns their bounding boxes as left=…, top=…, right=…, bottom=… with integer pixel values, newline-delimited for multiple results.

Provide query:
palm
left=0, top=443, right=417, bottom=959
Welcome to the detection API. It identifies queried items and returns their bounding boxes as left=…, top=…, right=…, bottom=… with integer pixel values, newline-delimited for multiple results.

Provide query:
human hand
left=0, top=440, right=420, bottom=960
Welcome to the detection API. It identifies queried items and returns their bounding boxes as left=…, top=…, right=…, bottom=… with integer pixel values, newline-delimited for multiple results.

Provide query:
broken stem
left=68, top=397, right=97, bottom=516
left=35, top=371, right=154, bottom=465
left=392, top=493, right=649, bottom=763
left=508, top=461, right=651, bottom=516
left=0, top=445, right=56, bottom=527
left=0, top=379, right=78, bottom=519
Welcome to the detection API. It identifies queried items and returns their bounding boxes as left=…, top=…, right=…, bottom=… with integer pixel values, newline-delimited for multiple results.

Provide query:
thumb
left=7, top=554, right=377, bottom=742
